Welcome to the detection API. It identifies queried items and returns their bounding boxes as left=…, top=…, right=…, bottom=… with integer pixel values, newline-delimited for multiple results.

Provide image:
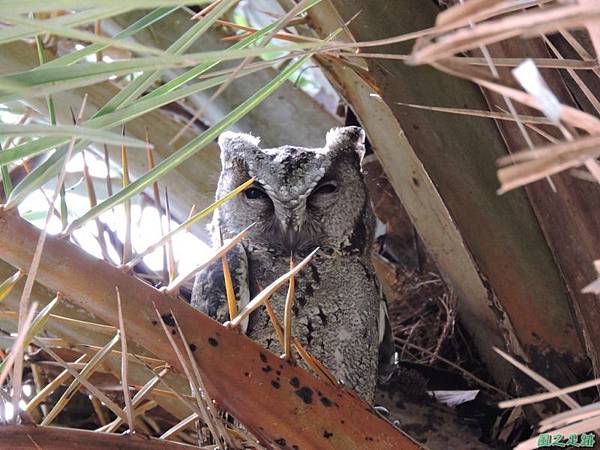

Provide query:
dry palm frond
left=81, top=150, right=110, bottom=261
left=11, top=95, right=89, bottom=415
left=153, top=304, right=225, bottom=450
left=41, top=332, right=121, bottom=426
left=350, top=52, right=597, bottom=70
left=231, top=247, right=318, bottom=327
left=115, top=287, right=134, bottom=433
left=120, top=136, right=132, bottom=264
left=164, top=223, right=254, bottom=295
left=500, top=377, right=600, bottom=411
left=32, top=338, right=129, bottom=424
left=164, top=189, right=177, bottom=284
left=0, top=302, right=37, bottom=387
left=125, top=178, right=255, bottom=271
left=261, top=291, right=338, bottom=386
left=282, top=257, right=295, bottom=361
left=497, top=134, right=600, bottom=192
left=395, top=0, right=600, bottom=200
left=219, top=227, right=238, bottom=322
left=410, top=3, right=600, bottom=65
left=170, top=313, right=234, bottom=449
left=436, top=0, right=555, bottom=29
left=24, top=354, right=86, bottom=415
left=494, top=346, right=600, bottom=450
left=539, top=402, right=600, bottom=433
left=431, top=58, right=600, bottom=133
left=160, top=411, right=198, bottom=440
left=396, top=101, right=555, bottom=125
left=494, top=347, right=580, bottom=409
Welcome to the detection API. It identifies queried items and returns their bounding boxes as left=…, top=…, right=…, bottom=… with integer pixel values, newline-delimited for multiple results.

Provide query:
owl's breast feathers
left=193, top=243, right=390, bottom=401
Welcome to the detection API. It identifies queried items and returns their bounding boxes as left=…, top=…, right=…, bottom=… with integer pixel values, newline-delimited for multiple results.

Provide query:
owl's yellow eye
left=245, top=187, right=269, bottom=200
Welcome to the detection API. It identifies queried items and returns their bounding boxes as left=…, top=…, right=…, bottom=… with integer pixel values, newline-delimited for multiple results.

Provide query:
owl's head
left=214, top=126, right=374, bottom=256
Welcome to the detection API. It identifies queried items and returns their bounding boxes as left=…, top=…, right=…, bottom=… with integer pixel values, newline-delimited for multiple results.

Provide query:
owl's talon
left=223, top=321, right=242, bottom=334
left=280, top=353, right=295, bottom=364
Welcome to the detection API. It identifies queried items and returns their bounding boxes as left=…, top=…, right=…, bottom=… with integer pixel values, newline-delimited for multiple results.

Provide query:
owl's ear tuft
left=218, top=131, right=261, bottom=163
left=325, top=126, right=366, bottom=159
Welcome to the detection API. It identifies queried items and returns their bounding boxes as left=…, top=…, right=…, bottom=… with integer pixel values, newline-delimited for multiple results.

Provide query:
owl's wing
left=191, top=243, right=250, bottom=334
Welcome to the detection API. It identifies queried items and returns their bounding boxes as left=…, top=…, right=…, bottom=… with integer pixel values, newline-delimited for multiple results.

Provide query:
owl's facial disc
left=246, top=171, right=348, bottom=255
left=217, top=127, right=369, bottom=255
left=241, top=179, right=313, bottom=254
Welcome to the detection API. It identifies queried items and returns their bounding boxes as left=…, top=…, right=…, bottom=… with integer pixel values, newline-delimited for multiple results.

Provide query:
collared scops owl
left=192, top=126, right=393, bottom=401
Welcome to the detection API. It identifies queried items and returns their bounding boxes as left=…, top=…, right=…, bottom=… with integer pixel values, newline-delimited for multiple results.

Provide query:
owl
left=192, top=126, right=393, bottom=401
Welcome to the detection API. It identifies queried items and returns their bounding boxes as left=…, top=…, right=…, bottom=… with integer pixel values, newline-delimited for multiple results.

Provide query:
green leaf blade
left=69, top=52, right=315, bottom=230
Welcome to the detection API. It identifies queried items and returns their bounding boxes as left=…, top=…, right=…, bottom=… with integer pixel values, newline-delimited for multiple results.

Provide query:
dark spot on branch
left=292, top=446, right=299, bottom=450
left=295, top=386, right=313, bottom=404
left=151, top=320, right=158, bottom=326
left=271, top=380, right=281, bottom=389
left=290, top=377, right=300, bottom=388
left=274, top=438, right=287, bottom=447
left=323, top=431, right=333, bottom=439
left=259, top=352, right=268, bottom=363
left=365, top=436, right=374, bottom=442
left=320, top=396, right=333, bottom=407
left=208, top=337, right=218, bottom=347
left=161, top=313, right=175, bottom=327
left=189, top=343, right=197, bottom=352
left=244, top=372, right=250, bottom=377
left=262, top=365, right=272, bottom=373
left=171, top=329, right=177, bottom=335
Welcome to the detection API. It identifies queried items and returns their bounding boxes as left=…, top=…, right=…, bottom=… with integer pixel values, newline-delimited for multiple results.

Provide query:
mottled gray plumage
left=192, top=126, right=392, bottom=401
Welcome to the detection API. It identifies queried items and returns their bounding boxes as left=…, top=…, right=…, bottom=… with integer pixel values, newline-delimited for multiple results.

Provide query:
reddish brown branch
left=0, top=210, right=419, bottom=450
left=0, top=424, right=204, bottom=449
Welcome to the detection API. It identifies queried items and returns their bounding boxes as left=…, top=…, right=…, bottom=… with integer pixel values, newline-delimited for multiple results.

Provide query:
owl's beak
left=275, top=203, right=305, bottom=252
left=277, top=211, right=302, bottom=252
left=283, top=226, right=300, bottom=252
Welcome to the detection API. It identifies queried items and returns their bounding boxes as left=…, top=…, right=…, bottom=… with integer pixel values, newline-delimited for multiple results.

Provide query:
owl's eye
left=245, top=187, right=269, bottom=200
left=312, top=181, right=338, bottom=196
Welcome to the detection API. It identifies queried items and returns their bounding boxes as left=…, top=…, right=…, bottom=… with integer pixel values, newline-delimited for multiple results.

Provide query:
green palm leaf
left=0, top=124, right=151, bottom=147
left=68, top=52, right=316, bottom=231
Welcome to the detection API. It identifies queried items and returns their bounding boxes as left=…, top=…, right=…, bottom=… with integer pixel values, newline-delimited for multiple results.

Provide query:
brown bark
left=308, top=0, right=589, bottom=389
left=307, top=5, right=518, bottom=386
left=480, top=37, right=600, bottom=375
